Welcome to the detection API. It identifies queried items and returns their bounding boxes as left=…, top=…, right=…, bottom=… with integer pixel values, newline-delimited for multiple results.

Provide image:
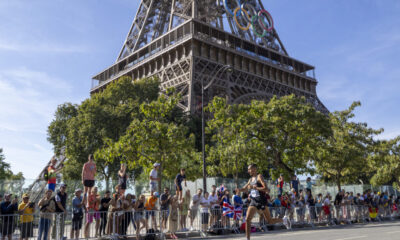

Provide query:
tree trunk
left=158, top=157, right=164, bottom=194
left=275, top=152, right=294, bottom=176
left=105, top=176, right=110, bottom=192
left=336, top=175, right=341, bottom=192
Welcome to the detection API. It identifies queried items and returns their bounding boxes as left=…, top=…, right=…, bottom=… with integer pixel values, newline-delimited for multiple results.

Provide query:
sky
left=0, top=0, right=399, bottom=180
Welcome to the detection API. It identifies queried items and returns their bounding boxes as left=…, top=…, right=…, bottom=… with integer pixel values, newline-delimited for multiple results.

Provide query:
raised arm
left=237, top=179, right=251, bottom=193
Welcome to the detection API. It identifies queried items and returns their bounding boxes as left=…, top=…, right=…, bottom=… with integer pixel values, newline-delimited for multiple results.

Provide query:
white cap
left=153, top=163, right=160, bottom=167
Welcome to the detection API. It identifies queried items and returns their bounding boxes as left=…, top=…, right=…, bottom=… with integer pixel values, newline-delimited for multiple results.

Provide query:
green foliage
left=0, top=148, right=24, bottom=181
left=47, top=77, right=160, bottom=182
left=314, top=102, right=383, bottom=190
left=369, top=137, right=400, bottom=187
left=96, top=91, right=201, bottom=192
left=207, top=95, right=331, bottom=181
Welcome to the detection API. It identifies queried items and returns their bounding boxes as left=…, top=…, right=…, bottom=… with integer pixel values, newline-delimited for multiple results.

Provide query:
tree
left=96, top=90, right=201, bottom=192
left=0, top=148, right=24, bottom=180
left=206, top=95, right=332, bottom=182
left=47, top=76, right=160, bottom=188
left=369, top=137, right=400, bottom=187
left=315, top=102, right=382, bottom=191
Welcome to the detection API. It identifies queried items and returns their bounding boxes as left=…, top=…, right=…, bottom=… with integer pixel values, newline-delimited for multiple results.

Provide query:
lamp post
left=201, top=65, right=233, bottom=193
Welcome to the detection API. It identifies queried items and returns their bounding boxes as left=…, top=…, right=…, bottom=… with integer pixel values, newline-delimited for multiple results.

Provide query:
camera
left=28, top=202, right=35, bottom=208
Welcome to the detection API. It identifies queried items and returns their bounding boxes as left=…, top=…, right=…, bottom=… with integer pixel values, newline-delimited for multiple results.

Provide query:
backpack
left=43, top=168, right=49, bottom=181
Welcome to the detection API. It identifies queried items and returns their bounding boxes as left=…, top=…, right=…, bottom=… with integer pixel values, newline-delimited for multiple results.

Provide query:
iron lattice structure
left=91, top=0, right=328, bottom=114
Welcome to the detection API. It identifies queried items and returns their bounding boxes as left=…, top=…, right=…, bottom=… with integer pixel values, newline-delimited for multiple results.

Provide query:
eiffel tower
left=91, top=0, right=328, bottom=114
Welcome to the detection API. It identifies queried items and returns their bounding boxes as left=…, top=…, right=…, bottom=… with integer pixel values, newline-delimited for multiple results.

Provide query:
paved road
left=194, top=221, right=400, bottom=240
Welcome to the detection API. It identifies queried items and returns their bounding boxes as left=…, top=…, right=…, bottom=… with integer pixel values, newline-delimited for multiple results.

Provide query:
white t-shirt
left=209, top=194, right=219, bottom=208
left=149, top=169, right=157, bottom=184
left=200, top=197, right=210, bottom=213
left=190, top=194, right=201, bottom=209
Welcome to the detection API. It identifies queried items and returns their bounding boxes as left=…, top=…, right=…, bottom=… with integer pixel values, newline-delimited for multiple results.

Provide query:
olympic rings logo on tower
left=223, top=0, right=274, bottom=38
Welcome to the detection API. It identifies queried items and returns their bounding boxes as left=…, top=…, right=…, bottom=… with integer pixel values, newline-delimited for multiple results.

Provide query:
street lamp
left=201, top=64, right=233, bottom=193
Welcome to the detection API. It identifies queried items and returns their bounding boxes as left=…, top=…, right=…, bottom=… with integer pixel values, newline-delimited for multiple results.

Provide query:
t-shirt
left=149, top=169, right=157, bottom=184
left=160, top=193, right=170, bottom=210
left=99, top=197, right=111, bottom=212
left=277, top=179, right=284, bottom=188
left=200, top=197, right=210, bottom=213
left=83, top=162, right=96, bottom=180
left=145, top=196, right=157, bottom=210
left=72, top=196, right=83, bottom=214
left=190, top=194, right=201, bottom=209
left=324, top=198, right=330, bottom=206
left=87, top=194, right=99, bottom=211
left=306, top=181, right=312, bottom=189
left=18, top=202, right=34, bottom=223
left=175, top=173, right=186, bottom=186
left=48, top=165, right=57, bottom=184
left=232, top=195, right=243, bottom=206
left=209, top=194, right=219, bottom=208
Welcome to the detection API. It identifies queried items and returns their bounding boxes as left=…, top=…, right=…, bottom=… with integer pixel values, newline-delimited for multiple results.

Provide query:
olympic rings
left=223, top=0, right=274, bottom=37
left=234, top=7, right=250, bottom=31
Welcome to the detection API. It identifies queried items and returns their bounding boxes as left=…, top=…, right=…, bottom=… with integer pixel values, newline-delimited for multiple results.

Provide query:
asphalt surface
left=193, top=221, right=400, bottom=240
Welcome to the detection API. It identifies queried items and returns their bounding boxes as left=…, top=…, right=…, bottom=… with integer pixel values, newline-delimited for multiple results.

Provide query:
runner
left=237, top=164, right=290, bottom=240
left=82, top=154, right=97, bottom=197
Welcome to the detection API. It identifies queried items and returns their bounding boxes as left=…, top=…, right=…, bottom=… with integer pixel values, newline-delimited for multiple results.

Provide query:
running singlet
left=249, top=176, right=267, bottom=210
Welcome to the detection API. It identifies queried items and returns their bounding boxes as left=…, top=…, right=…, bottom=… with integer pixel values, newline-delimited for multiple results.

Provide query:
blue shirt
left=291, top=180, right=299, bottom=190
left=232, top=195, right=243, bottom=206
left=0, top=201, right=18, bottom=215
left=72, top=196, right=83, bottom=214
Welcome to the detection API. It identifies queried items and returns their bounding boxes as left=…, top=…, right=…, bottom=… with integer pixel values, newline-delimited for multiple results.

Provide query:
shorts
left=161, top=209, right=169, bottom=220
left=145, top=211, right=155, bottom=219
left=86, top=212, right=100, bottom=223
left=72, top=218, right=83, bottom=230
left=316, top=206, right=322, bottom=214
left=250, top=196, right=266, bottom=210
left=201, top=213, right=209, bottom=224
left=189, top=209, right=198, bottom=219
left=48, top=183, right=56, bottom=192
left=134, top=212, right=144, bottom=221
left=150, top=182, right=157, bottom=192
left=175, top=183, right=182, bottom=191
left=1, top=219, right=14, bottom=236
left=20, top=222, right=33, bottom=238
left=84, top=180, right=95, bottom=188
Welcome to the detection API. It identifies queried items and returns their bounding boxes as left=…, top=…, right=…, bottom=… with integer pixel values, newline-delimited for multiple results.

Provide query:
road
left=194, top=221, right=400, bottom=240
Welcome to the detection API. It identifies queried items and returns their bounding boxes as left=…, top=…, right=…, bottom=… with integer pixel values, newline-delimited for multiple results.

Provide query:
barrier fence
left=1, top=203, right=400, bottom=240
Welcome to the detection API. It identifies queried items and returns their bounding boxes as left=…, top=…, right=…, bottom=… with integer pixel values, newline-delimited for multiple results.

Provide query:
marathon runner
left=237, top=164, right=291, bottom=240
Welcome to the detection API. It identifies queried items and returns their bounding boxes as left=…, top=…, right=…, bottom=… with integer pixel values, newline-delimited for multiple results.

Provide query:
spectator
left=99, top=190, right=111, bottom=236
left=1, top=193, right=18, bottom=240
left=200, top=192, right=211, bottom=232
left=46, top=157, right=62, bottom=192
left=118, top=163, right=128, bottom=195
left=232, top=190, right=243, bottom=225
left=144, top=192, right=159, bottom=231
left=71, top=189, right=84, bottom=240
left=52, top=183, right=68, bottom=240
left=82, top=154, right=96, bottom=198
left=84, top=187, right=100, bottom=238
left=38, top=190, right=55, bottom=240
left=290, top=175, right=299, bottom=195
left=189, top=188, right=202, bottom=231
left=18, top=193, right=34, bottom=240
left=134, top=195, right=146, bottom=239
left=149, top=163, right=160, bottom=196
left=175, top=168, right=187, bottom=201
left=121, top=194, right=134, bottom=236
left=160, top=188, right=171, bottom=231
left=106, top=190, right=123, bottom=235
left=168, top=195, right=179, bottom=239
left=306, top=177, right=313, bottom=192
left=209, top=186, right=220, bottom=227
left=315, top=193, right=323, bottom=222
left=323, top=193, right=332, bottom=224
left=277, top=175, right=284, bottom=196
left=179, top=189, right=191, bottom=231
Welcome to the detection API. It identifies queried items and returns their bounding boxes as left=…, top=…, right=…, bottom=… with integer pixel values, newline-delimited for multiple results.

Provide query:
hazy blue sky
left=0, top=0, right=399, bottom=179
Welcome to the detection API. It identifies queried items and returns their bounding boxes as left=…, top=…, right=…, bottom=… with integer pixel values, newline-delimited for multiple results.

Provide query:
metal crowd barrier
left=1, top=204, right=400, bottom=239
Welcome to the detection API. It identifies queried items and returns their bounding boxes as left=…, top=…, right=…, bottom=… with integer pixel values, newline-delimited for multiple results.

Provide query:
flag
left=218, top=185, right=225, bottom=194
left=223, top=201, right=234, bottom=218
left=223, top=201, right=242, bottom=220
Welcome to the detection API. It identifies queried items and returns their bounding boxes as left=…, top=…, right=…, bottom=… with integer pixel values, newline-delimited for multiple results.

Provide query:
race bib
left=250, top=189, right=260, bottom=198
